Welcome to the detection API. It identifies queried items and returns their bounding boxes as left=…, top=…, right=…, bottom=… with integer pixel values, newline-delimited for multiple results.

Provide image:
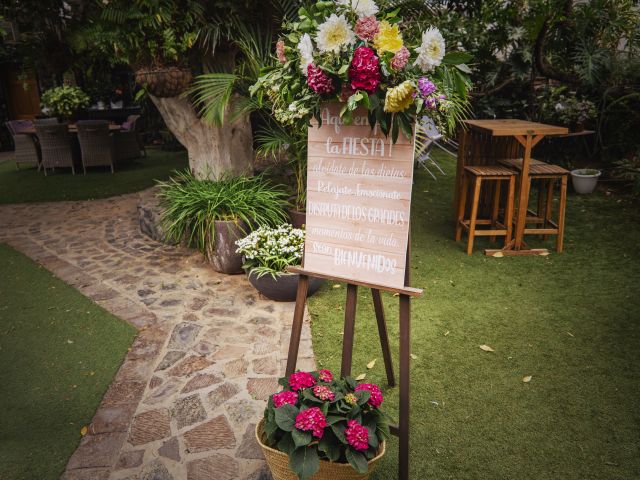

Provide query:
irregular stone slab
left=247, top=464, right=273, bottom=480
left=203, top=307, right=239, bottom=318
left=91, top=403, right=137, bottom=434
left=247, top=378, right=279, bottom=401
left=116, top=449, right=144, bottom=470
left=158, top=436, right=181, bottom=462
left=66, top=433, right=127, bottom=469
left=181, top=373, right=223, bottom=394
left=252, top=356, right=278, bottom=375
left=149, top=376, right=163, bottom=389
left=143, top=379, right=181, bottom=406
left=191, top=340, right=217, bottom=356
left=237, top=423, right=264, bottom=460
left=226, top=399, right=258, bottom=426
left=183, top=416, right=236, bottom=453
left=101, top=381, right=146, bottom=406
left=128, top=409, right=171, bottom=446
left=60, top=468, right=111, bottom=480
left=168, top=322, right=202, bottom=350
left=173, top=394, right=207, bottom=430
left=223, top=358, right=248, bottom=378
left=188, top=297, right=208, bottom=311
left=186, top=454, right=239, bottom=480
left=207, top=382, right=240, bottom=411
left=140, top=459, right=173, bottom=480
left=155, top=351, right=186, bottom=371
left=210, top=344, right=247, bottom=360
left=168, top=355, right=213, bottom=377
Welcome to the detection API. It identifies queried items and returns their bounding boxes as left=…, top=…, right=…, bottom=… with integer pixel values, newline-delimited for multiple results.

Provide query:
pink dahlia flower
left=276, top=40, right=287, bottom=63
left=355, top=16, right=380, bottom=41
left=345, top=420, right=369, bottom=451
left=348, top=46, right=381, bottom=94
left=289, top=371, right=316, bottom=391
left=295, top=406, right=327, bottom=438
left=391, top=46, right=410, bottom=70
left=307, top=64, right=335, bottom=95
left=313, top=385, right=335, bottom=402
left=272, top=390, right=298, bottom=408
left=318, top=369, right=333, bottom=382
left=355, top=383, right=384, bottom=408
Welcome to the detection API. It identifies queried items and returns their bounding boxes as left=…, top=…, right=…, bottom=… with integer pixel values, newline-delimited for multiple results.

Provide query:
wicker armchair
left=76, top=120, right=117, bottom=174
left=115, top=114, right=146, bottom=163
left=36, top=122, right=76, bottom=175
left=34, top=118, right=59, bottom=126
left=5, top=120, right=40, bottom=170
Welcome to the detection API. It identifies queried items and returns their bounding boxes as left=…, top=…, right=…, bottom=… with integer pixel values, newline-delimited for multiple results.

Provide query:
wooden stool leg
left=455, top=174, right=469, bottom=242
left=537, top=179, right=546, bottom=236
left=467, top=176, right=482, bottom=255
left=543, top=179, right=555, bottom=241
left=490, top=180, right=502, bottom=243
left=557, top=176, right=568, bottom=253
left=505, top=175, right=516, bottom=244
left=341, top=284, right=358, bottom=378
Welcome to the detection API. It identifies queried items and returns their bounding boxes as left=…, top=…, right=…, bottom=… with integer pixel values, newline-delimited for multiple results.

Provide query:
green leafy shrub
left=157, top=171, right=290, bottom=252
left=40, top=86, right=90, bottom=118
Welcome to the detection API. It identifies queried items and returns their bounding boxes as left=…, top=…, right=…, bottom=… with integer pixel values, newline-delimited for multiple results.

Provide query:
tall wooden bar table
left=460, top=119, right=568, bottom=256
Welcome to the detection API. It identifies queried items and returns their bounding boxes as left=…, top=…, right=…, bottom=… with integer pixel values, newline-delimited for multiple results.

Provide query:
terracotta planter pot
left=247, top=271, right=324, bottom=302
left=134, top=67, right=193, bottom=98
left=256, top=420, right=385, bottom=480
left=206, top=220, right=246, bottom=274
left=289, top=209, right=306, bottom=229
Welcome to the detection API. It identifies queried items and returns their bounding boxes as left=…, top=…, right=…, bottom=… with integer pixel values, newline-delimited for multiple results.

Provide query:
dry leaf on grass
left=366, top=359, right=377, bottom=369
left=332, top=284, right=342, bottom=289
left=522, top=375, right=532, bottom=383
left=410, top=353, right=418, bottom=360
left=355, top=373, right=366, bottom=381
left=444, top=331, right=450, bottom=336
left=493, top=252, right=504, bottom=258
left=80, top=426, right=88, bottom=436
left=479, top=344, right=495, bottom=352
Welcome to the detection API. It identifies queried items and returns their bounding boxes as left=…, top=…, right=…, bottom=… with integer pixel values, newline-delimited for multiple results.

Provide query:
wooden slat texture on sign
left=303, top=103, right=415, bottom=289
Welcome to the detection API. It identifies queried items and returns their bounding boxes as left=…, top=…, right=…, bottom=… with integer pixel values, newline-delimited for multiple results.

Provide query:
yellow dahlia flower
left=384, top=81, right=415, bottom=112
left=373, top=20, right=403, bottom=54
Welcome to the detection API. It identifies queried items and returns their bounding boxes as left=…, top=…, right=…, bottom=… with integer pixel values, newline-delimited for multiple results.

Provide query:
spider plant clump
left=156, top=170, right=290, bottom=254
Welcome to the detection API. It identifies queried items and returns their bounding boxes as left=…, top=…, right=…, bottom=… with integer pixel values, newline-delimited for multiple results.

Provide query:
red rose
left=348, top=46, right=381, bottom=94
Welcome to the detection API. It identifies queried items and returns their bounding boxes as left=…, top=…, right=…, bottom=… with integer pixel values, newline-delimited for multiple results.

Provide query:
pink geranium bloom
left=272, top=390, right=298, bottom=408
left=313, top=385, right=335, bottom=401
left=295, top=406, right=327, bottom=438
left=355, top=383, right=384, bottom=408
left=289, top=371, right=316, bottom=391
left=318, top=369, right=333, bottom=382
left=307, top=64, right=335, bottom=94
left=345, top=420, right=369, bottom=451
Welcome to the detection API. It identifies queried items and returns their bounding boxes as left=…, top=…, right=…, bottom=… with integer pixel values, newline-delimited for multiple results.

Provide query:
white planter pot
left=110, top=100, right=124, bottom=109
left=570, top=169, right=601, bottom=194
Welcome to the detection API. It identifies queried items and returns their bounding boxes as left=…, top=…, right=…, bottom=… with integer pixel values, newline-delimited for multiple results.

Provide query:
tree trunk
left=149, top=94, right=253, bottom=180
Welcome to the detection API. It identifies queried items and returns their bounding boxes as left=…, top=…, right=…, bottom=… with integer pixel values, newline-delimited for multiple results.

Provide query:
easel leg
left=341, top=284, right=358, bottom=378
left=285, top=275, right=309, bottom=377
left=398, top=293, right=411, bottom=480
left=371, top=288, right=396, bottom=387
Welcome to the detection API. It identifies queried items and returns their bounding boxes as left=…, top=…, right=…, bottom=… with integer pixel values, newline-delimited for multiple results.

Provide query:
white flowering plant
left=250, top=0, right=473, bottom=139
left=235, top=224, right=305, bottom=278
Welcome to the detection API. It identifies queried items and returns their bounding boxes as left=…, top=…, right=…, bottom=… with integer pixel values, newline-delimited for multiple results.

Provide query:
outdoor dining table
left=21, top=123, right=123, bottom=135
left=456, top=119, right=569, bottom=256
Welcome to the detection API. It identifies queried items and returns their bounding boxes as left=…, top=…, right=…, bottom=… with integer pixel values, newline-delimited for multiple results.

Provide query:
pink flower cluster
left=289, top=371, right=316, bottom=391
left=272, top=391, right=298, bottom=408
left=355, top=16, right=379, bottom=41
left=295, top=407, right=327, bottom=438
left=307, top=64, right=335, bottom=94
left=318, top=369, right=333, bottom=382
left=348, top=46, right=381, bottom=94
left=391, top=46, right=410, bottom=70
left=345, top=420, right=369, bottom=451
left=313, top=385, right=335, bottom=401
left=355, top=383, right=384, bottom=408
left=276, top=40, right=287, bottom=64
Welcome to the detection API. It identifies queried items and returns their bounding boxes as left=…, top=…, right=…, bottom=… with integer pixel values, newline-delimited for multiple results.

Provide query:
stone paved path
left=0, top=192, right=315, bottom=480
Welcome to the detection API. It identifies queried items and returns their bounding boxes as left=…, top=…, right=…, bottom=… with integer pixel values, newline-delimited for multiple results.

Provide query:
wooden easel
left=285, top=243, right=423, bottom=480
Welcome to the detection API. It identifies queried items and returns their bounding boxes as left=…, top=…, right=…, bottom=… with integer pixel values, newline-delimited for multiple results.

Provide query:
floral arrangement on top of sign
left=251, top=0, right=473, bottom=141
left=261, top=369, right=389, bottom=479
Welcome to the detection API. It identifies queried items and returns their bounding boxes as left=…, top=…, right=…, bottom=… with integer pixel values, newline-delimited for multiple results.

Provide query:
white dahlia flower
left=336, top=0, right=379, bottom=18
left=297, top=33, right=315, bottom=75
left=316, top=14, right=356, bottom=54
left=414, top=26, right=446, bottom=72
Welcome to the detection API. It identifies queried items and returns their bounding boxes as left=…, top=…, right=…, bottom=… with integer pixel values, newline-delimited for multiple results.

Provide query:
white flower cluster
left=235, top=224, right=305, bottom=274
left=414, top=27, right=446, bottom=72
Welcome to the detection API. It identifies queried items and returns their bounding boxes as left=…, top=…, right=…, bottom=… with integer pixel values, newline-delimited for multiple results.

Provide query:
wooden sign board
left=303, top=103, right=416, bottom=290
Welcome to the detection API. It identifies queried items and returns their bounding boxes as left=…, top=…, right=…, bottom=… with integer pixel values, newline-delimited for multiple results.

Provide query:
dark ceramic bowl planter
left=206, top=220, right=246, bottom=274
left=247, top=270, right=324, bottom=302
left=289, top=209, right=306, bottom=229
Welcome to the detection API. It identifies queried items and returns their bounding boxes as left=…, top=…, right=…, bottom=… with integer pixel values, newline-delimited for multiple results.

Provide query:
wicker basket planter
left=256, top=420, right=386, bottom=480
left=134, top=67, right=193, bottom=98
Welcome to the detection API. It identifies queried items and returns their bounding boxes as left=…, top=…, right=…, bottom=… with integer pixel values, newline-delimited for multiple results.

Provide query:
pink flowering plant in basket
left=263, top=369, right=390, bottom=479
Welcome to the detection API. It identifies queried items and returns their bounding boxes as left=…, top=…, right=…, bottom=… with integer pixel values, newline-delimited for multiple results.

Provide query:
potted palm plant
left=235, top=224, right=324, bottom=301
left=258, top=369, right=388, bottom=480
left=157, top=171, right=290, bottom=274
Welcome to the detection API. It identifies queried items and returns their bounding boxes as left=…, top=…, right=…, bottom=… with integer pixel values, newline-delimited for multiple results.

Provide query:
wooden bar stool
left=455, top=165, right=516, bottom=255
left=498, top=159, right=568, bottom=252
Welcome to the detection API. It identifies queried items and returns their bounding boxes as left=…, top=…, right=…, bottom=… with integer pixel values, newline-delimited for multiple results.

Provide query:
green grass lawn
left=0, top=244, right=137, bottom=480
left=309, top=156, right=640, bottom=480
left=0, top=147, right=187, bottom=204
